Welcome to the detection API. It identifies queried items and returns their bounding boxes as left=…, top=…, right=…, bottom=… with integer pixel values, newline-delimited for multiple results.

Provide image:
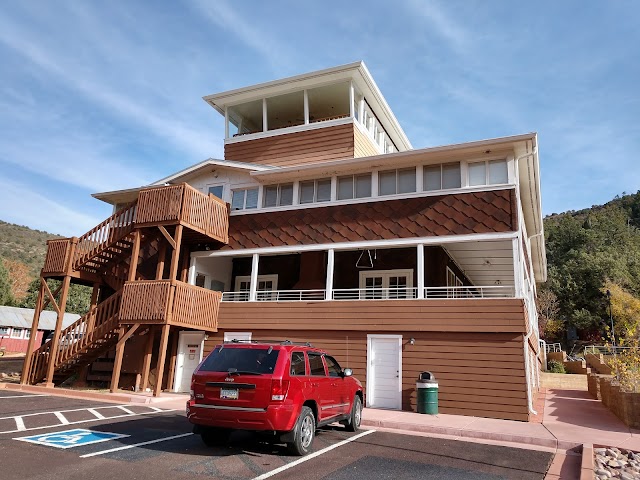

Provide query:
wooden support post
left=180, top=248, right=190, bottom=283
left=153, top=323, right=171, bottom=397
left=44, top=274, right=72, bottom=387
left=21, top=279, right=46, bottom=384
left=128, top=230, right=142, bottom=282
left=140, top=327, right=155, bottom=392
left=166, top=330, right=179, bottom=393
left=155, top=239, right=167, bottom=280
left=86, top=283, right=100, bottom=333
left=110, top=324, right=140, bottom=393
left=110, top=328, right=125, bottom=393
left=168, top=225, right=183, bottom=282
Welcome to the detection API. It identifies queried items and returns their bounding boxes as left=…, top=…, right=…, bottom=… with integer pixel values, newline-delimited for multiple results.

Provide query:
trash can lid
left=419, top=371, right=435, bottom=381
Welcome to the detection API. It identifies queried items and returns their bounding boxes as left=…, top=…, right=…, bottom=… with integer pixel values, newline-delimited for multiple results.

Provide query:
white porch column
left=224, top=107, right=229, bottom=139
left=416, top=244, right=425, bottom=299
left=262, top=98, right=268, bottom=132
left=512, top=237, right=523, bottom=297
left=249, top=253, right=260, bottom=301
left=188, top=256, right=197, bottom=285
left=349, top=81, right=355, bottom=118
left=325, top=249, right=335, bottom=301
left=304, top=90, right=309, bottom=125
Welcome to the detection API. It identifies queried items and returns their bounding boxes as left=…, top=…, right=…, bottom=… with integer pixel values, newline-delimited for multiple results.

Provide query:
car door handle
left=311, top=382, right=319, bottom=387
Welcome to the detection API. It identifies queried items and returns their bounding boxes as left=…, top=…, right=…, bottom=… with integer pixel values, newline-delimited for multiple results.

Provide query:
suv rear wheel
left=288, top=406, right=315, bottom=455
left=344, top=395, right=362, bottom=432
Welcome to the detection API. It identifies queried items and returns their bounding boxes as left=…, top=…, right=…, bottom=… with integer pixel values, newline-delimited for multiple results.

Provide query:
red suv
left=186, top=340, right=364, bottom=455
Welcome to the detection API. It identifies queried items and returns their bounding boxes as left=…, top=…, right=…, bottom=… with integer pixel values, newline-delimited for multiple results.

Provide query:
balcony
left=119, top=280, right=221, bottom=332
left=221, top=285, right=515, bottom=302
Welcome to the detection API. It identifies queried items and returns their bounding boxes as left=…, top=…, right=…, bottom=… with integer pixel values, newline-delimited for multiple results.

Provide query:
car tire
left=344, top=395, right=362, bottom=432
left=288, top=406, right=315, bottom=456
left=200, top=427, right=231, bottom=447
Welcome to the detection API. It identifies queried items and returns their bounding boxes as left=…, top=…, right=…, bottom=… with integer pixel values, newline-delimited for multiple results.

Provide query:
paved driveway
left=0, top=390, right=553, bottom=479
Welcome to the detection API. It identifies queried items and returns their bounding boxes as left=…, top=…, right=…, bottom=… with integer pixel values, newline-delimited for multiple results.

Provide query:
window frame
left=206, top=184, right=226, bottom=201
left=359, top=269, right=414, bottom=299
left=299, top=178, right=331, bottom=204
left=467, top=159, right=509, bottom=186
left=378, top=167, right=416, bottom=196
left=290, top=351, right=307, bottom=376
left=324, top=355, right=343, bottom=378
left=423, top=162, right=462, bottom=191
left=263, top=183, right=294, bottom=208
left=231, top=187, right=259, bottom=211
left=0, top=327, right=9, bottom=336
left=336, top=173, right=372, bottom=200
left=307, top=352, right=327, bottom=376
left=10, top=328, right=23, bottom=339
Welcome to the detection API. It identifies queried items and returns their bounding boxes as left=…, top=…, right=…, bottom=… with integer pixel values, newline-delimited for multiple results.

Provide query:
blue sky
left=0, top=1, right=638, bottom=236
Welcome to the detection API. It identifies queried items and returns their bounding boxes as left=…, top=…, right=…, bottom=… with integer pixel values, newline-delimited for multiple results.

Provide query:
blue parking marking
left=15, top=428, right=129, bottom=449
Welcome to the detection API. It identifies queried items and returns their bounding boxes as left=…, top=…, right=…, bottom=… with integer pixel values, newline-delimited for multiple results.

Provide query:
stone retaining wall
left=590, top=373, right=640, bottom=428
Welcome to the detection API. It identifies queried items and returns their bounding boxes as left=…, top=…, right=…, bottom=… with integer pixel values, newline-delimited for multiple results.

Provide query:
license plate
left=220, top=388, right=239, bottom=400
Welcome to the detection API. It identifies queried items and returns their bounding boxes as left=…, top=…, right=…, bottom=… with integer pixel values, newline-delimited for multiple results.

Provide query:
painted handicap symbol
left=15, top=428, right=129, bottom=449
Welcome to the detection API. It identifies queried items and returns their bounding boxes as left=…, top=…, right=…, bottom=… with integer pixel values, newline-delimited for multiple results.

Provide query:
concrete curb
left=580, top=443, right=593, bottom=480
left=361, top=418, right=579, bottom=451
left=0, top=382, right=183, bottom=405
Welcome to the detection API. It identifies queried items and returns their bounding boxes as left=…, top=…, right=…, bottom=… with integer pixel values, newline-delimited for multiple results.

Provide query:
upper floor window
left=468, top=159, right=508, bottom=186
left=231, top=187, right=259, bottom=210
left=0, top=327, right=9, bottom=336
left=228, top=99, right=263, bottom=136
left=300, top=178, right=331, bottom=204
left=337, top=174, right=372, bottom=200
left=10, top=328, right=24, bottom=339
left=308, top=82, right=350, bottom=123
left=267, top=91, right=304, bottom=130
left=263, top=183, right=294, bottom=208
left=424, top=163, right=461, bottom=191
left=379, top=168, right=416, bottom=196
left=207, top=185, right=224, bottom=199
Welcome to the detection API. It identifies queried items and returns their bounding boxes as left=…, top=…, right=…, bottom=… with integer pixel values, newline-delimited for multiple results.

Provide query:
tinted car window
left=199, top=347, right=279, bottom=374
left=325, top=355, right=342, bottom=378
left=290, top=351, right=306, bottom=376
left=308, top=353, right=326, bottom=376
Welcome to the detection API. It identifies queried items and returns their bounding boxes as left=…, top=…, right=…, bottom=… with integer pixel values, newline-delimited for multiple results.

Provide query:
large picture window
left=263, top=183, right=294, bottom=208
left=231, top=187, right=259, bottom=210
left=378, top=168, right=416, bottom=196
left=299, top=178, right=331, bottom=204
left=337, top=174, right=372, bottom=200
left=468, top=159, right=508, bottom=186
left=424, top=163, right=461, bottom=191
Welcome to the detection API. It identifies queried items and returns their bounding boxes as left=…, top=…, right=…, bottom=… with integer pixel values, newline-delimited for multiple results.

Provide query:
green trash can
left=416, top=371, right=438, bottom=414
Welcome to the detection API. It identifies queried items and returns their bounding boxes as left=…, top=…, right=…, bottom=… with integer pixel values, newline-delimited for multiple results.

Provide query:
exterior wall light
left=409, top=337, right=415, bottom=345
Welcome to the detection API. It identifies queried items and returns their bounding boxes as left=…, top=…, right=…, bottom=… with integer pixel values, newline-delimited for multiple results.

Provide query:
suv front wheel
left=344, top=395, right=362, bottom=432
left=288, top=406, right=315, bottom=456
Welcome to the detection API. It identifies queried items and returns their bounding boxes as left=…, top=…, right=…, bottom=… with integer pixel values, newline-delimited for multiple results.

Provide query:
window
left=210, top=280, right=225, bottom=292
left=263, top=183, right=293, bottom=208
left=0, top=327, right=9, bottom=336
left=290, top=352, right=306, bottom=376
left=199, top=347, right=279, bottom=374
left=308, top=82, right=350, bottom=123
left=379, top=168, right=416, bottom=196
left=228, top=99, right=263, bottom=137
left=25, top=330, right=31, bottom=339
left=446, top=267, right=465, bottom=298
left=424, top=163, right=461, bottom=191
left=468, top=159, right=508, bottom=186
left=234, top=275, right=278, bottom=301
left=207, top=185, right=224, bottom=200
left=308, top=353, right=326, bottom=376
left=231, top=187, right=258, bottom=210
left=299, top=178, right=331, bottom=204
left=195, top=273, right=206, bottom=288
left=325, top=356, right=342, bottom=378
left=266, top=91, right=304, bottom=130
left=359, top=269, right=414, bottom=299
left=337, top=174, right=372, bottom=200
left=10, top=328, right=23, bottom=339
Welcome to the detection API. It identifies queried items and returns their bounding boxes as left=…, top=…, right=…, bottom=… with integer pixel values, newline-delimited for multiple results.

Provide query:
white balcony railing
left=221, top=285, right=515, bottom=302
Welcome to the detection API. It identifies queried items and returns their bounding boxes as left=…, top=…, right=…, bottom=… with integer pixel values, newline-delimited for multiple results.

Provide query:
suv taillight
left=270, top=379, right=290, bottom=402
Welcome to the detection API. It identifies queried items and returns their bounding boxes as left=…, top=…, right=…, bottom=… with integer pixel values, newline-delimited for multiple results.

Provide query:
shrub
left=548, top=360, right=566, bottom=374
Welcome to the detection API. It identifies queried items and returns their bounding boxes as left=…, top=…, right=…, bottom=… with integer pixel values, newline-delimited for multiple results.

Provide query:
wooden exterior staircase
left=22, top=183, right=229, bottom=392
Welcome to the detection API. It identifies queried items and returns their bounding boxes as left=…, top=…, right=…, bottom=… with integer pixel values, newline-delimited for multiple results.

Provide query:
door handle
left=311, top=382, right=319, bottom=387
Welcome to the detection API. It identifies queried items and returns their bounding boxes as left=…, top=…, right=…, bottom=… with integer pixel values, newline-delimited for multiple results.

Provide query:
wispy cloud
left=404, top=0, right=469, bottom=52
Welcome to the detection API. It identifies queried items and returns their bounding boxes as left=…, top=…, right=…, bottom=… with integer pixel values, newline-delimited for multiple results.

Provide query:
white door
left=174, top=331, right=205, bottom=393
left=367, top=335, right=402, bottom=409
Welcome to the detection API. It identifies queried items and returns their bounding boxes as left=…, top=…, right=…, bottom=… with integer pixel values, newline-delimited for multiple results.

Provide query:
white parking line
left=88, top=409, right=106, bottom=420
left=116, top=406, right=135, bottom=415
left=54, top=412, right=70, bottom=425
left=0, top=404, right=126, bottom=421
left=14, top=417, right=26, bottom=432
left=1, top=408, right=176, bottom=434
left=79, top=432, right=193, bottom=458
left=251, top=429, right=376, bottom=480
left=0, top=394, right=48, bottom=399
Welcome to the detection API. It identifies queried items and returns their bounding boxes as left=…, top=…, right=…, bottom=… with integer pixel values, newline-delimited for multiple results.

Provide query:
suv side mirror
left=343, top=368, right=353, bottom=377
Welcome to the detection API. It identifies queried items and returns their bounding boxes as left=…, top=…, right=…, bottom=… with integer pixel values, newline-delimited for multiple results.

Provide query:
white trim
left=223, top=332, right=252, bottom=342
left=192, top=231, right=518, bottom=259
left=359, top=269, right=413, bottom=289
left=303, top=89, right=309, bottom=125
left=325, top=249, right=335, bottom=301
left=249, top=254, right=260, bottom=302
left=224, top=107, right=229, bottom=139
left=262, top=98, right=268, bottom=132
left=173, top=331, right=205, bottom=393
left=223, top=116, right=352, bottom=145
left=230, top=184, right=515, bottom=216
left=416, top=244, right=425, bottom=299
left=366, top=334, right=402, bottom=410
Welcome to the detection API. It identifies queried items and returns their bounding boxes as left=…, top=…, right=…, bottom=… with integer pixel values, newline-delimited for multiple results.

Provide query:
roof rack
left=222, top=339, right=313, bottom=347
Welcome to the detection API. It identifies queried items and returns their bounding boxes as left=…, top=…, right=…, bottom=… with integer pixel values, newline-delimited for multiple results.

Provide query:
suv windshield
left=199, top=346, right=280, bottom=375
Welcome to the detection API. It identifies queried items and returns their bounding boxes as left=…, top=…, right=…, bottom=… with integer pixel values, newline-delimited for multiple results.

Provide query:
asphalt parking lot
left=0, top=390, right=553, bottom=479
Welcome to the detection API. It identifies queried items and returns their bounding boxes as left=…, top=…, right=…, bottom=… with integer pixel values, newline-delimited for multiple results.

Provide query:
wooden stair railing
left=26, top=290, right=123, bottom=385
left=73, top=202, right=138, bottom=271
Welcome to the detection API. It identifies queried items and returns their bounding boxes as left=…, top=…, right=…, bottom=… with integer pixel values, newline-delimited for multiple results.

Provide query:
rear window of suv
left=199, top=346, right=280, bottom=375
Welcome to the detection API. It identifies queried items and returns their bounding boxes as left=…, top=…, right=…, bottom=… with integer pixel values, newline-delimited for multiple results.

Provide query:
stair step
left=86, top=374, right=112, bottom=382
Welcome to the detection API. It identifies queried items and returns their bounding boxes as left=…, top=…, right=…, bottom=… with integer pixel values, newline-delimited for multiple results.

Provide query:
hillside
left=0, top=220, right=63, bottom=277
left=541, top=191, right=640, bottom=343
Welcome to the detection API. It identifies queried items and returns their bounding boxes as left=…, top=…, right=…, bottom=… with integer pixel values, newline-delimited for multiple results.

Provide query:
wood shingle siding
left=224, top=123, right=355, bottom=167
left=223, top=189, right=516, bottom=250
left=205, top=326, right=529, bottom=422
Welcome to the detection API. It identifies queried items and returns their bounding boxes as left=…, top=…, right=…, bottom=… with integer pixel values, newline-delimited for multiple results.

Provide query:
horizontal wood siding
left=210, top=299, right=530, bottom=421
left=353, top=126, right=379, bottom=158
left=224, top=123, right=355, bottom=167
left=217, top=299, right=526, bottom=333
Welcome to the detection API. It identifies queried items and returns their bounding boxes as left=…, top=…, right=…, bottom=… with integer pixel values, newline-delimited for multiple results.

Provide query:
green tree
left=0, top=258, right=15, bottom=306
left=20, top=278, right=91, bottom=316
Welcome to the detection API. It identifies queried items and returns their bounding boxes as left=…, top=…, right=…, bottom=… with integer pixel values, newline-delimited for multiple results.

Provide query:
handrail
left=27, top=290, right=122, bottom=384
left=73, top=202, right=137, bottom=270
left=221, top=285, right=516, bottom=302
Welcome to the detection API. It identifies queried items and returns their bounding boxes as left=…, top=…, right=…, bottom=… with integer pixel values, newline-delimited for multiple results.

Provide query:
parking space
left=0, top=392, right=552, bottom=479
